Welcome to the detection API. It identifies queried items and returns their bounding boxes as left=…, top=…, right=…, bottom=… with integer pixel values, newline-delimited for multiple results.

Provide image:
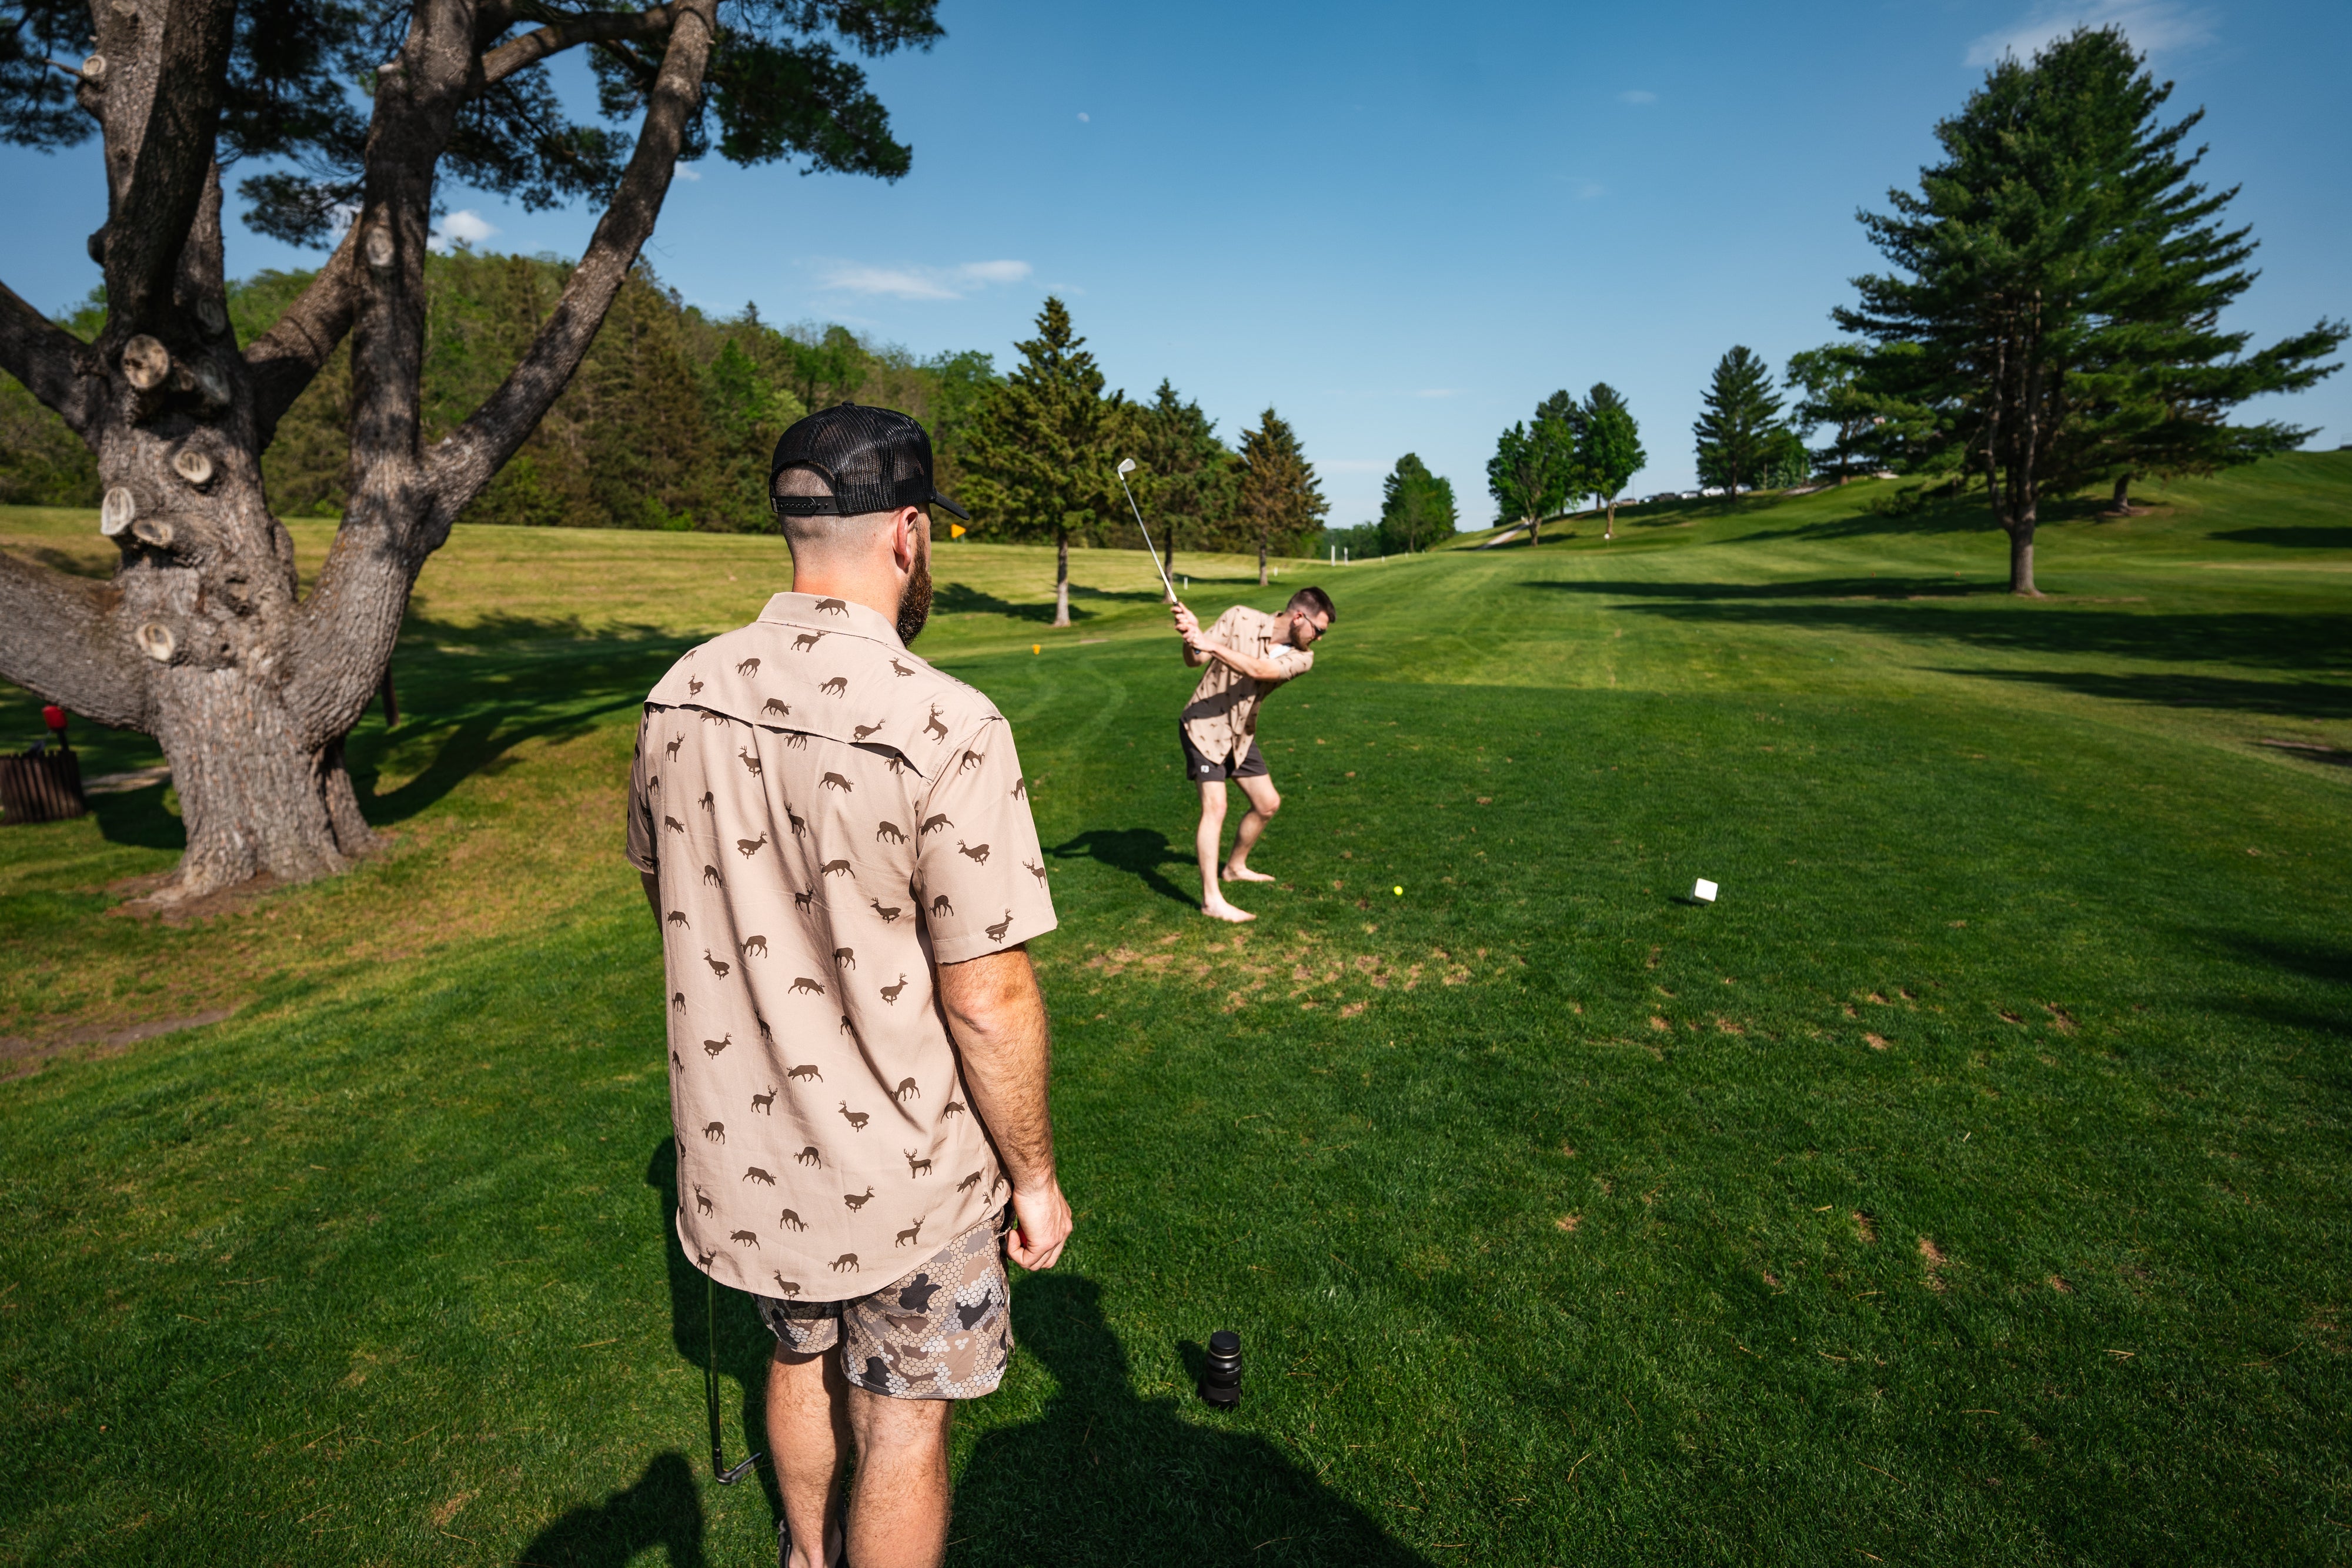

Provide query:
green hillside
left=1, top=454, right=2346, bottom=1564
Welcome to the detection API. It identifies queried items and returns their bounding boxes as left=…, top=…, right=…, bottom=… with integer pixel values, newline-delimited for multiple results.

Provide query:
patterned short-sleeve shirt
left=1180, top=604, right=1314, bottom=764
left=627, top=592, right=1056, bottom=1302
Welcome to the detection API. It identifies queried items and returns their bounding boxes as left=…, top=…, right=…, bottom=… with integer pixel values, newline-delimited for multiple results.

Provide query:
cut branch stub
left=122, top=335, right=171, bottom=390
left=100, top=487, right=137, bottom=536
left=132, top=514, right=175, bottom=549
left=82, top=54, right=108, bottom=81
left=363, top=225, right=394, bottom=272
left=191, top=356, right=229, bottom=407
left=172, top=447, right=215, bottom=487
left=136, top=621, right=178, bottom=663
left=195, top=296, right=226, bottom=336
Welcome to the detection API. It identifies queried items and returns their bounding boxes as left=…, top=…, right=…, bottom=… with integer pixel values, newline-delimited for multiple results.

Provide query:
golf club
left=705, top=1272, right=763, bottom=1484
left=1115, top=457, right=1181, bottom=606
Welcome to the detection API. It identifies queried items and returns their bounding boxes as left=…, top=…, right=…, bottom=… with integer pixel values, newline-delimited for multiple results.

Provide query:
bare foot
left=1221, top=864, right=1275, bottom=884
left=1202, top=897, right=1257, bottom=923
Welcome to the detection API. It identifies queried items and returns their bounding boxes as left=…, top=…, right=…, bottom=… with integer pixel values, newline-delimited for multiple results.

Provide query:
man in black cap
left=627, top=404, right=1073, bottom=1568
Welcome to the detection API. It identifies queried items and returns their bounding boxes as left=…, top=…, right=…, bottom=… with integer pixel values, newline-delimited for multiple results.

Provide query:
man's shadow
left=1048, top=827, right=1197, bottom=909
left=506, top=1451, right=706, bottom=1567
left=950, top=1275, right=1428, bottom=1567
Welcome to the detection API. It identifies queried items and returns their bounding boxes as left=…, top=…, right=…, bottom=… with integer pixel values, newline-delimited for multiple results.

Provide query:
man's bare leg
left=1196, top=781, right=1254, bottom=921
left=1221, top=773, right=1282, bottom=885
left=767, top=1344, right=850, bottom=1568
left=843, top=1386, right=954, bottom=1568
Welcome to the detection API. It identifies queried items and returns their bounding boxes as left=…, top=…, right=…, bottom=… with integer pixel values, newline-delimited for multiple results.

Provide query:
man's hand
left=1171, top=603, right=1201, bottom=637
left=1006, top=1180, right=1073, bottom=1271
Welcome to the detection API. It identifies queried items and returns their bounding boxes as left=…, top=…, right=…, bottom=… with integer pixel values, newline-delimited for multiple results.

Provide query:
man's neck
left=790, top=563, right=898, bottom=628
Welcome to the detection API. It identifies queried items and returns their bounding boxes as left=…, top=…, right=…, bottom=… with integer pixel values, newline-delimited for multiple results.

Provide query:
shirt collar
left=756, top=591, right=907, bottom=652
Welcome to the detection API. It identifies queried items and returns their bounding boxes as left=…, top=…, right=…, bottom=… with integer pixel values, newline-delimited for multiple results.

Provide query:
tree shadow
left=1047, top=827, right=1197, bottom=909
left=644, top=1138, right=786, bottom=1518
left=82, top=777, right=187, bottom=851
left=508, top=1450, right=707, bottom=1568
left=1942, top=668, right=2352, bottom=719
left=2209, top=526, right=2352, bottom=550
left=950, top=1274, right=1429, bottom=1568
left=1523, top=576, right=1983, bottom=602
left=934, top=583, right=1083, bottom=624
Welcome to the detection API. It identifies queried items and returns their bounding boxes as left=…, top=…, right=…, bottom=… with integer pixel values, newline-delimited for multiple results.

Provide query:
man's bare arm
left=1190, top=637, right=1294, bottom=685
left=936, top=945, right=1073, bottom=1270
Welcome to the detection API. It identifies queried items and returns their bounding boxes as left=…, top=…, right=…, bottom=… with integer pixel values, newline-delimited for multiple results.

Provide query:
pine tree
left=1693, top=347, right=1782, bottom=497
left=1378, top=454, right=1456, bottom=554
left=960, top=297, right=1125, bottom=626
left=1579, top=383, right=1647, bottom=538
left=1836, top=27, right=2343, bottom=591
left=1236, top=409, right=1328, bottom=586
left=1133, top=380, right=1239, bottom=581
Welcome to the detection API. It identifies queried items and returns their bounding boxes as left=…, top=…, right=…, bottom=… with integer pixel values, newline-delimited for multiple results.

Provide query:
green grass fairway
left=4, top=459, right=2349, bottom=1566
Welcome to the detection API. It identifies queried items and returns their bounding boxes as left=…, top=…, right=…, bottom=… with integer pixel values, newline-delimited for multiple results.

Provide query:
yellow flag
left=950, top=523, right=967, bottom=539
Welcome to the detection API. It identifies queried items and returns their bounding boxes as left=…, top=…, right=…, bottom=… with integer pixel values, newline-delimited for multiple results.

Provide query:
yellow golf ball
left=1393, top=885, right=1404, bottom=896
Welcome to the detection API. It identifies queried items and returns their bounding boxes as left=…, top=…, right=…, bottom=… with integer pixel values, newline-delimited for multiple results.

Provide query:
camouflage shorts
left=753, top=1216, right=1012, bottom=1401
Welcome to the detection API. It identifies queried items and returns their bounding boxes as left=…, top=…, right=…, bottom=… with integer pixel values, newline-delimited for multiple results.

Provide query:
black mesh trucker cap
left=769, top=403, right=969, bottom=520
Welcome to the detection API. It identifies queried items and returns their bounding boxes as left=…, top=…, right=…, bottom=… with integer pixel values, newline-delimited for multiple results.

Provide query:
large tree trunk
left=2007, top=520, right=2039, bottom=596
left=1052, top=533, right=1070, bottom=627
left=1529, top=512, right=1542, bottom=548
left=0, top=0, right=719, bottom=903
left=2106, top=472, right=2135, bottom=515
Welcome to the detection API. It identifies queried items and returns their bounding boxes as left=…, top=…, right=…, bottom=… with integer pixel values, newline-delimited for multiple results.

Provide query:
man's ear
left=891, top=506, right=921, bottom=571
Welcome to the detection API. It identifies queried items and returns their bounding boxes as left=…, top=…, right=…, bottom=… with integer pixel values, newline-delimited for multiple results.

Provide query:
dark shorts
left=753, top=1216, right=1011, bottom=1401
left=1180, top=726, right=1268, bottom=782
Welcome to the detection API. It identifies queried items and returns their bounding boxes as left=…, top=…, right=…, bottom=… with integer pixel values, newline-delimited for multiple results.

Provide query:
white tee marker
left=1692, top=879, right=1719, bottom=903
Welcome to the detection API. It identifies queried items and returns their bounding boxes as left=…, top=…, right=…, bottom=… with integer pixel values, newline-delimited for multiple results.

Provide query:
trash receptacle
left=0, top=745, right=86, bottom=824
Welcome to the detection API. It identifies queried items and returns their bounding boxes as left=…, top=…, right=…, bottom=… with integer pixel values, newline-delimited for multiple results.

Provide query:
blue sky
left=4, top=0, right=2347, bottom=525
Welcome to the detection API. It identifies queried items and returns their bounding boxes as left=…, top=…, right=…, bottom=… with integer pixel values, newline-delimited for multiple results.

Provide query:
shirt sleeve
left=625, top=706, right=660, bottom=874
left=912, top=716, right=1058, bottom=964
left=1268, top=643, right=1313, bottom=678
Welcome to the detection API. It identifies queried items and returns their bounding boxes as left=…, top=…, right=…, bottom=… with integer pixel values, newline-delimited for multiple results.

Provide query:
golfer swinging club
left=1172, top=585, right=1335, bottom=922
left=627, top=404, right=1071, bottom=1568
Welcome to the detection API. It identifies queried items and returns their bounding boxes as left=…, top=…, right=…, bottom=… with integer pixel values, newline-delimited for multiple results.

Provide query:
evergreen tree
left=1377, top=453, right=1456, bottom=554
left=1236, top=408, right=1328, bottom=586
left=1132, top=380, right=1240, bottom=580
left=1784, top=345, right=1890, bottom=483
left=960, top=297, right=1125, bottom=626
left=1579, top=383, right=1647, bottom=538
left=1837, top=27, right=2342, bottom=591
left=1693, top=346, right=1782, bottom=497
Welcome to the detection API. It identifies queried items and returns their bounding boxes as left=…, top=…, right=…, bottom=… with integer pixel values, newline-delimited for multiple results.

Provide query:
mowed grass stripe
left=1, top=456, right=2347, bottom=1564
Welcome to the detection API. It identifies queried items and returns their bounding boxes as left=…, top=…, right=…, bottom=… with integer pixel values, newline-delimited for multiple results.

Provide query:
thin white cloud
left=674, top=164, right=701, bottom=182
left=1575, top=180, right=1606, bottom=200
left=1415, top=388, right=1461, bottom=399
left=1618, top=89, right=1657, bottom=103
left=1966, top=0, right=2216, bottom=65
left=1077, top=111, right=1091, bottom=122
left=429, top=209, right=497, bottom=252
left=814, top=259, right=1035, bottom=301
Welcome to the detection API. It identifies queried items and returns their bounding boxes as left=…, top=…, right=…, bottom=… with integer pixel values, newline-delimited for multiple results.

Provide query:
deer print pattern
left=630, top=590, right=1055, bottom=1301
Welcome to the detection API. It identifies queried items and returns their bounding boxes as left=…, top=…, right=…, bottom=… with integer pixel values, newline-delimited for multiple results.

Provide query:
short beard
left=896, top=548, right=933, bottom=646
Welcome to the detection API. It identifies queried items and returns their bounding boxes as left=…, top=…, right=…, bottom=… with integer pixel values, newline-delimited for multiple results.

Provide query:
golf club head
left=1117, top=457, right=1137, bottom=476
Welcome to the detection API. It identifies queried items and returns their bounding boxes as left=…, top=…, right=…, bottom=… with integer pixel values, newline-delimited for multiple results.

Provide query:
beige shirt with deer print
left=627, top=591, right=1055, bottom=1302
left=1180, top=604, right=1314, bottom=764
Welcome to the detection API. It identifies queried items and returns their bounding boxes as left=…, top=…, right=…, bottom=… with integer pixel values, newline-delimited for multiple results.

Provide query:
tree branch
left=0, top=551, right=152, bottom=730
left=0, top=280, right=104, bottom=439
left=425, top=0, right=715, bottom=526
left=102, top=0, right=238, bottom=335
left=478, top=2, right=680, bottom=88
left=244, top=225, right=362, bottom=449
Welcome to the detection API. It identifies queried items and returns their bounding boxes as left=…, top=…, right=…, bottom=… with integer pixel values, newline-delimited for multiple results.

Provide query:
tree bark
left=0, top=0, right=719, bottom=902
left=1529, top=512, right=1542, bottom=548
left=2007, top=520, right=2040, bottom=596
left=2106, top=472, right=2135, bottom=515
left=1051, top=533, right=1070, bottom=627
left=1604, top=499, right=1617, bottom=539
left=1257, top=531, right=1268, bottom=587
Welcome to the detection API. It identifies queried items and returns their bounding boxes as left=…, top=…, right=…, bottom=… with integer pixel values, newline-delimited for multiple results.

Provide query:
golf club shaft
left=1117, top=472, right=1181, bottom=606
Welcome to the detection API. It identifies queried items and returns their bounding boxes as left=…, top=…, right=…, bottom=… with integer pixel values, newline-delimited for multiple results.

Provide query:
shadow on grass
left=1048, top=827, right=1197, bottom=909
left=1524, top=583, right=2352, bottom=670
left=509, top=1450, right=707, bottom=1568
left=950, top=1273, right=1428, bottom=1568
left=936, top=583, right=1085, bottom=624
left=1945, top=668, right=2352, bottom=719
left=2209, top=527, right=2352, bottom=550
